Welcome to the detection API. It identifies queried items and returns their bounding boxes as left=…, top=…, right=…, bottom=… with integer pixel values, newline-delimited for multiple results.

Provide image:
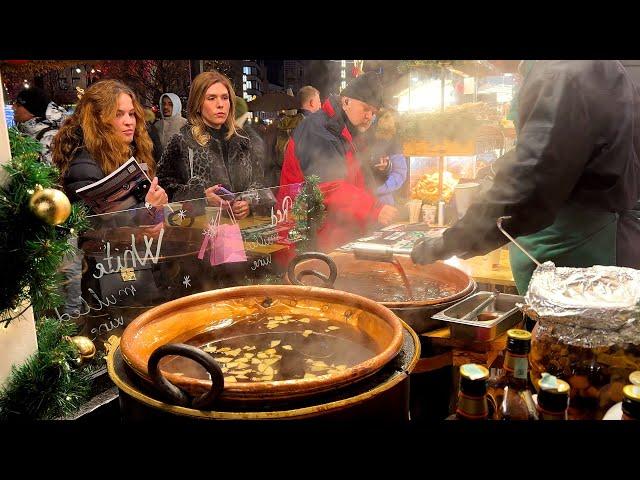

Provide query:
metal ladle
left=496, top=216, right=542, bottom=267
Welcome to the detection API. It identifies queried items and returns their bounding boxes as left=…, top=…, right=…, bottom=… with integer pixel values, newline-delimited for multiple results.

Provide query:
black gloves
left=410, top=235, right=447, bottom=265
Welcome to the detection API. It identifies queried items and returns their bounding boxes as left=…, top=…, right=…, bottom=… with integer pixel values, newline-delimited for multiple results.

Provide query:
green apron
left=509, top=204, right=618, bottom=294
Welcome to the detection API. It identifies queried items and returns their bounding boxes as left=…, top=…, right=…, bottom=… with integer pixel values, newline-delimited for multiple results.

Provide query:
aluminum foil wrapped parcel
left=522, top=262, right=640, bottom=419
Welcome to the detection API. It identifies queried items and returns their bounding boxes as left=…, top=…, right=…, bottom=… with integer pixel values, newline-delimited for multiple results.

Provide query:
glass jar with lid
left=523, top=263, right=640, bottom=420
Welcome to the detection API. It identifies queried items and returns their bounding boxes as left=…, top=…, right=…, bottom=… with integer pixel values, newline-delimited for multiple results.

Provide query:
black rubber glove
left=410, top=235, right=447, bottom=265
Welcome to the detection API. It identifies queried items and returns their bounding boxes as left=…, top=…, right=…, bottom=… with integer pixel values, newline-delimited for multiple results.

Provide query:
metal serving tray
left=431, top=291, right=524, bottom=341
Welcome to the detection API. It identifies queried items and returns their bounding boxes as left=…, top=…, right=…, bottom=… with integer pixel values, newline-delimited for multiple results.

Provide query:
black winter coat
left=62, top=148, right=155, bottom=228
left=157, top=124, right=265, bottom=202
left=63, top=148, right=108, bottom=206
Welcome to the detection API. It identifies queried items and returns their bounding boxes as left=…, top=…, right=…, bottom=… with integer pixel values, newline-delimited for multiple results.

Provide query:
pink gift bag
left=197, top=204, right=247, bottom=266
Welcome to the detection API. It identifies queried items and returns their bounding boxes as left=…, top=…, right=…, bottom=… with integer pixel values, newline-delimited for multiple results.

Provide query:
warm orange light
left=444, top=255, right=472, bottom=276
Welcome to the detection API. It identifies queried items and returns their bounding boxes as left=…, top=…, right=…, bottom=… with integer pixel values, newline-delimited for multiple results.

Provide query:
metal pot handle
left=287, top=252, right=338, bottom=288
left=147, top=343, right=224, bottom=410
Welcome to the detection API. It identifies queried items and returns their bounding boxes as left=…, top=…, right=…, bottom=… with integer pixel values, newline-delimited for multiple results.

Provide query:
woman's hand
left=231, top=200, right=250, bottom=219
left=145, top=177, right=168, bottom=207
left=204, top=185, right=230, bottom=207
left=374, top=155, right=390, bottom=172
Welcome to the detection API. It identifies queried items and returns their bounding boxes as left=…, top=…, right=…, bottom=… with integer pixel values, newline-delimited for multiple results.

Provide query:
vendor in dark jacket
left=53, top=79, right=168, bottom=213
left=278, top=72, right=398, bottom=252
left=411, top=60, right=640, bottom=293
left=157, top=71, right=265, bottom=218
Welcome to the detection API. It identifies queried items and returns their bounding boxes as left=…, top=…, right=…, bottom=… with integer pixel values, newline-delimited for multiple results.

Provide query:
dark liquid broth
left=160, top=313, right=379, bottom=382
left=333, top=270, right=458, bottom=302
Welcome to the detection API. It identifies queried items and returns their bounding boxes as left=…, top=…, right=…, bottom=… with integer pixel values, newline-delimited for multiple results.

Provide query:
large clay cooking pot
left=120, top=285, right=404, bottom=406
left=287, top=252, right=475, bottom=333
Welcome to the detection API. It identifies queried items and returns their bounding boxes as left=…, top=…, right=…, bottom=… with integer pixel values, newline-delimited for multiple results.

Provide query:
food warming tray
left=431, top=292, right=524, bottom=341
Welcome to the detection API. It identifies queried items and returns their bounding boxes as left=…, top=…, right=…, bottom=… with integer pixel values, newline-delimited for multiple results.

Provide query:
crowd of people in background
left=11, top=69, right=407, bottom=240
left=10, top=60, right=640, bottom=299
left=9, top=69, right=408, bottom=314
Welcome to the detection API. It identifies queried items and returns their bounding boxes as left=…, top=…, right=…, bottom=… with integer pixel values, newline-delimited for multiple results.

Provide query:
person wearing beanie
left=277, top=71, right=398, bottom=252
left=154, top=92, right=188, bottom=149
left=13, top=87, right=69, bottom=165
left=234, top=95, right=249, bottom=121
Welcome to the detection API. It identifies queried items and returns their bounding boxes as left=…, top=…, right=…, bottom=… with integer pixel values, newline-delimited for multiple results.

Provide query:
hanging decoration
left=398, top=102, right=500, bottom=144
left=28, top=184, right=72, bottom=226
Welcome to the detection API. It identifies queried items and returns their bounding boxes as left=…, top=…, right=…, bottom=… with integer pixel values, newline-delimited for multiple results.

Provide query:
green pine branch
left=0, top=317, right=93, bottom=421
left=0, top=128, right=89, bottom=324
left=292, top=175, right=325, bottom=252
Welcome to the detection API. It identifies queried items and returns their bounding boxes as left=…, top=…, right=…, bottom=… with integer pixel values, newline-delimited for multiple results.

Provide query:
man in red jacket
left=278, top=72, right=398, bottom=252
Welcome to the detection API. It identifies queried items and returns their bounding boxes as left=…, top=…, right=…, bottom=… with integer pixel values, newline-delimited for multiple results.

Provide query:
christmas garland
left=292, top=175, right=325, bottom=252
left=0, top=128, right=89, bottom=326
left=0, top=317, right=96, bottom=421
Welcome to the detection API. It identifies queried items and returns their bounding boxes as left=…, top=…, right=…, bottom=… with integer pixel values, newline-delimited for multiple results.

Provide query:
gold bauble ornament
left=28, top=185, right=71, bottom=225
left=67, top=335, right=96, bottom=363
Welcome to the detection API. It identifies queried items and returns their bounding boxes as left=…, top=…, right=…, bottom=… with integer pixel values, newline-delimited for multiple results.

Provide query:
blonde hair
left=53, top=80, right=155, bottom=177
left=187, top=71, right=240, bottom=146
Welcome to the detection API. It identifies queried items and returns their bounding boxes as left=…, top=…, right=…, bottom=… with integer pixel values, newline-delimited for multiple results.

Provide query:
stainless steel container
left=432, top=292, right=524, bottom=341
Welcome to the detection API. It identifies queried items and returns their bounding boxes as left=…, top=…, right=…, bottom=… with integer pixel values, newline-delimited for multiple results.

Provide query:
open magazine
left=75, top=157, right=151, bottom=214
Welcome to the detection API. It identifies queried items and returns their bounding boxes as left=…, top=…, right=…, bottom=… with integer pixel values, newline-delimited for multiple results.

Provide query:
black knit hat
left=341, top=72, right=384, bottom=109
left=16, top=87, right=50, bottom=118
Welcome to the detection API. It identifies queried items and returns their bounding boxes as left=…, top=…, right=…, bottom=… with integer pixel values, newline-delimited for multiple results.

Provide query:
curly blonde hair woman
left=53, top=79, right=167, bottom=212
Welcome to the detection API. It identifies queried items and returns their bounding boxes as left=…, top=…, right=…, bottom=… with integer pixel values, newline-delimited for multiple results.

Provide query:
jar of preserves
left=523, top=263, right=640, bottom=420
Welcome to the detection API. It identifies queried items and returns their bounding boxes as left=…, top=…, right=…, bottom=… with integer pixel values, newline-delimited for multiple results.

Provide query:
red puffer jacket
left=277, top=96, right=382, bottom=252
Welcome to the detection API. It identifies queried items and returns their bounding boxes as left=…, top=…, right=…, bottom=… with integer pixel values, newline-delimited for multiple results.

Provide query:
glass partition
left=57, top=184, right=316, bottom=350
